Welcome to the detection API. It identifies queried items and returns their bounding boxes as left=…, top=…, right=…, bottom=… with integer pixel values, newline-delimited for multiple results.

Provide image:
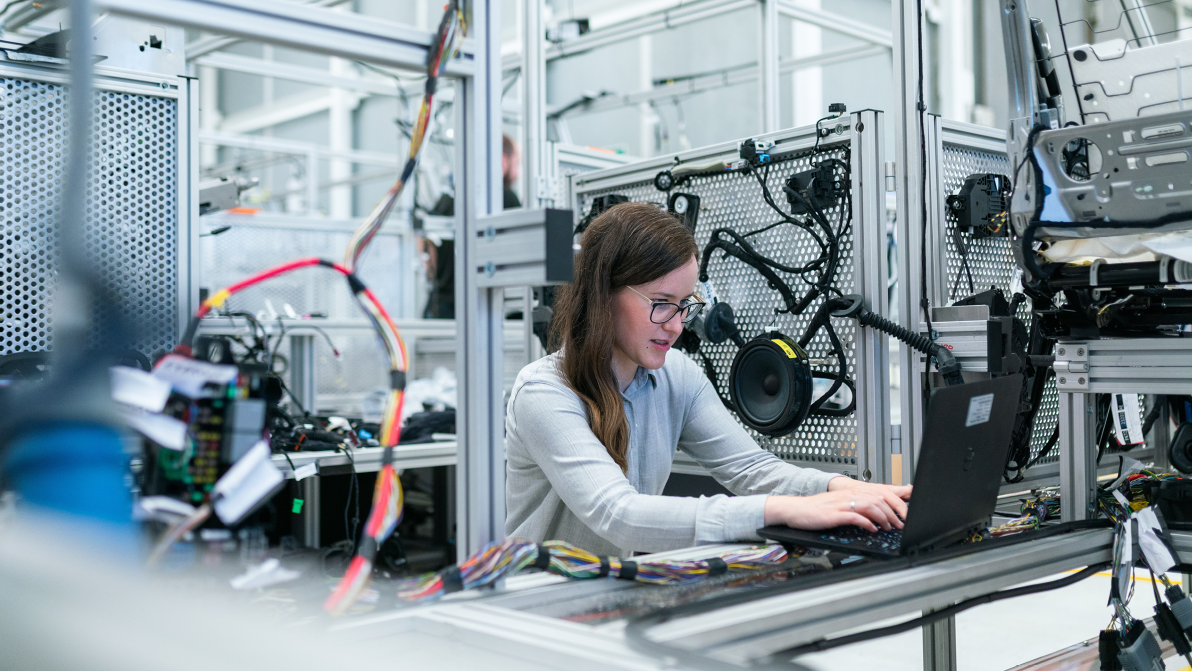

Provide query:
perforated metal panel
left=582, top=150, right=857, bottom=467
left=937, top=129, right=1060, bottom=466
left=1, top=70, right=180, bottom=357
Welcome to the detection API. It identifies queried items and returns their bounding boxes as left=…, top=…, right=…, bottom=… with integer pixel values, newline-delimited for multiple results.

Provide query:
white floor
left=799, top=569, right=1192, bottom=671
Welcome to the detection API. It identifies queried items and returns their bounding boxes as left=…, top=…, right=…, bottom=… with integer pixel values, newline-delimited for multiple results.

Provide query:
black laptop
left=759, top=374, right=1022, bottom=558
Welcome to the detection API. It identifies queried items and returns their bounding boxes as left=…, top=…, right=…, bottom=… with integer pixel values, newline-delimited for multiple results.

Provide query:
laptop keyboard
left=818, top=526, right=904, bottom=554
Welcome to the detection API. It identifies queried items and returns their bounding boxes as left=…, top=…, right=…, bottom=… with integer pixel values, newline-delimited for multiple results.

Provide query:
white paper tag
left=1136, top=507, right=1178, bottom=574
left=1113, top=489, right=1131, bottom=509
left=123, top=408, right=188, bottom=450
left=1107, top=456, right=1146, bottom=491
left=213, top=441, right=285, bottom=525
left=153, top=354, right=239, bottom=398
left=1118, top=521, right=1134, bottom=600
left=1112, top=393, right=1145, bottom=446
left=230, top=558, right=301, bottom=590
left=136, top=495, right=197, bottom=521
left=293, top=462, right=318, bottom=481
left=965, top=393, right=995, bottom=427
left=110, top=366, right=172, bottom=412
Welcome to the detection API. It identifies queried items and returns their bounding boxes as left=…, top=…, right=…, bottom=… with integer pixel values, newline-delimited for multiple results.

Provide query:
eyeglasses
left=626, top=285, right=706, bottom=324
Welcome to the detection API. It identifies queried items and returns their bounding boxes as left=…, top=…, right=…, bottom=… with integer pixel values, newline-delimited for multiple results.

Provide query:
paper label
left=1136, top=507, right=1177, bottom=574
left=772, top=339, right=797, bottom=359
left=1112, top=393, right=1145, bottom=446
left=1113, top=489, right=1131, bottom=509
left=110, top=366, right=172, bottom=412
left=293, top=462, right=318, bottom=481
left=123, top=408, right=187, bottom=450
left=965, top=393, right=995, bottom=427
left=153, top=354, right=239, bottom=398
left=212, top=441, right=285, bottom=525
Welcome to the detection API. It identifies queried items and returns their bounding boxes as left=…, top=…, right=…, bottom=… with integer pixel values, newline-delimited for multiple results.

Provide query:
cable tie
left=440, top=565, right=464, bottom=594
left=357, top=536, right=378, bottom=564
left=598, top=557, right=610, bottom=577
left=616, top=560, right=638, bottom=581
left=389, top=370, right=407, bottom=391
left=705, top=556, right=728, bottom=575
left=533, top=544, right=551, bottom=570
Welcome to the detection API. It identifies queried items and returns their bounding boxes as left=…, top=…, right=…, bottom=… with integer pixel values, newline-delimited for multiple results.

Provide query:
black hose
left=777, top=561, right=1110, bottom=657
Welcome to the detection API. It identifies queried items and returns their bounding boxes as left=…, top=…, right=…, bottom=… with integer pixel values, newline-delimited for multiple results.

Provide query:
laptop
left=759, top=374, right=1022, bottom=558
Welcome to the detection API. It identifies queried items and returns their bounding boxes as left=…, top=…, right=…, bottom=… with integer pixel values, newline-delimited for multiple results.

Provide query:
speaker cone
left=729, top=333, right=812, bottom=436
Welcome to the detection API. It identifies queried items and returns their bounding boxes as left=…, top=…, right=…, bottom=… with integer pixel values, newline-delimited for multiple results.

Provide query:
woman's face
left=610, top=256, right=699, bottom=380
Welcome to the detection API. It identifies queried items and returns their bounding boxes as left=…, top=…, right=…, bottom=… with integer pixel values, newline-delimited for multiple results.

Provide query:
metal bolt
left=1077, top=348, right=1085, bottom=356
left=863, top=469, right=872, bottom=481
left=1058, top=347, right=1066, bottom=356
left=1078, top=377, right=1086, bottom=385
left=1059, top=376, right=1067, bottom=384
left=484, top=226, right=495, bottom=240
left=484, top=261, right=495, bottom=277
left=160, top=82, right=169, bottom=89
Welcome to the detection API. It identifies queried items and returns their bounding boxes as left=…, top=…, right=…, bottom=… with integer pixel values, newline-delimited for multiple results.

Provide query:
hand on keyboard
left=764, top=487, right=907, bottom=533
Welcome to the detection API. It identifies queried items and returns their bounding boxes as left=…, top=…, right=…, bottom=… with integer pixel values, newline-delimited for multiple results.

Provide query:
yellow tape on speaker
left=772, top=339, right=797, bottom=358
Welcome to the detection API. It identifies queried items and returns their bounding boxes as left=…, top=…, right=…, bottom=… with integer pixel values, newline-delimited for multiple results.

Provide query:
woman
left=505, top=202, right=910, bottom=557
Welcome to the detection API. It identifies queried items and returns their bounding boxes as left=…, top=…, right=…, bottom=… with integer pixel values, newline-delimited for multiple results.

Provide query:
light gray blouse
left=504, top=349, right=838, bottom=557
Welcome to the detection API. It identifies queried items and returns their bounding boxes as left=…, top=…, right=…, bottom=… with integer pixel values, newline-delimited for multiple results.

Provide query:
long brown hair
left=551, top=202, right=697, bottom=472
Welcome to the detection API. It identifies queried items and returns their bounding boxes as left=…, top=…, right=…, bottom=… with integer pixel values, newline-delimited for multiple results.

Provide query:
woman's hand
left=764, top=479, right=912, bottom=532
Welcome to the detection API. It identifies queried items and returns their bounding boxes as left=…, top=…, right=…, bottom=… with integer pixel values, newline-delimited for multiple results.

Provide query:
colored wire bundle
left=396, top=540, right=789, bottom=602
left=342, top=1, right=464, bottom=273
left=325, top=459, right=405, bottom=615
left=396, top=538, right=541, bottom=601
left=172, top=257, right=410, bottom=616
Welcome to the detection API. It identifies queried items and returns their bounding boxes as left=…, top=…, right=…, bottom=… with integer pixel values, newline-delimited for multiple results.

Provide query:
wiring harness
left=156, top=1, right=467, bottom=615
left=341, top=2, right=464, bottom=273
left=395, top=539, right=789, bottom=602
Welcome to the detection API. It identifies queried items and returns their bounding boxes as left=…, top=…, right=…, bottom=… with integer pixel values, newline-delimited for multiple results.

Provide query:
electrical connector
left=1154, top=602, right=1192, bottom=656
left=1099, top=630, right=1123, bottom=671
left=1166, top=584, right=1192, bottom=634
left=739, top=138, right=774, bottom=166
left=1118, top=619, right=1164, bottom=671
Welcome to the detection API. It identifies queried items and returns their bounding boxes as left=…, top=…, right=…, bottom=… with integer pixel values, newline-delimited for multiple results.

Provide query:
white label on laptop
left=965, top=393, right=995, bottom=427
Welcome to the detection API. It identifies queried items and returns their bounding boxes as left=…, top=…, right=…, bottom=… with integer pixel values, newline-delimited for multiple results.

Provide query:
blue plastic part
left=4, top=422, right=133, bottom=526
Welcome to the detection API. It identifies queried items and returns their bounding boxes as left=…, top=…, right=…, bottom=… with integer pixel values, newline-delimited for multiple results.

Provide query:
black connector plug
left=1167, top=584, right=1192, bottom=634
left=1155, top=602, right=1192, bottom=656
left=1099, top=630, right=1123, bottom=671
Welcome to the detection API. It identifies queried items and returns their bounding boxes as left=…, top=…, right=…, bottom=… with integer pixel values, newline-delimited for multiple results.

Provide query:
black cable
left=915, top=0, right=933, bottom=412
left=778, top=562, right=1109, bottom=657
left=1024, top=424, right=1061, bottom=468
left=343, top=447, right=361, bottom=550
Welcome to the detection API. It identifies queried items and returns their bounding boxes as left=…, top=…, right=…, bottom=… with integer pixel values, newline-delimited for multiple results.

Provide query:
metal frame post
left=455, top=0, right=506, bottom=562
left=759, top=0, right=781, bottom=133
left=851, top=109, right=892, bottom=484
left=289, top=334, right=317, bottom=413
left=892, top=0, right=928, bottom=485
left=922, top=614, right=957, bottom=671
left=1058, top=391, right=1097, bottom=522
left=521, top=0, right=549, bottom=208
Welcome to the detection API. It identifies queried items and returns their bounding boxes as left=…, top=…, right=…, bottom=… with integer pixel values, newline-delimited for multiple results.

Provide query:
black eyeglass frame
left=626, top=285, right=707, bottom=324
